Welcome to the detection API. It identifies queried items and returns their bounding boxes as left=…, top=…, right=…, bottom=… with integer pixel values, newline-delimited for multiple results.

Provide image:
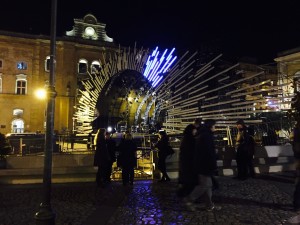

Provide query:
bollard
left=20, top=138, right=23, bottom=156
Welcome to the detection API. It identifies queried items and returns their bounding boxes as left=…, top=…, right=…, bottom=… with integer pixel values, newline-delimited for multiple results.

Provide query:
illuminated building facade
left=0, top=12, right=294, bottom=139
left=0, top=14, right=177, bottom=135
left=0, top=14, right=117, bottom=134
left=275, top=48, right=300, bottom=110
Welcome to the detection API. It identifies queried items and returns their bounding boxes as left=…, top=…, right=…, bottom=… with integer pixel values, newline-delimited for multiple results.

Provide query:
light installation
left=143, top=47, right=177, bottom=87
left=75, top=45, right=290, bottom=138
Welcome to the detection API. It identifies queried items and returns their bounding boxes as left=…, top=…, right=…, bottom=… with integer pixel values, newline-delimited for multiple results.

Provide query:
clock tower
left=66, top=14, right=113, bottom=42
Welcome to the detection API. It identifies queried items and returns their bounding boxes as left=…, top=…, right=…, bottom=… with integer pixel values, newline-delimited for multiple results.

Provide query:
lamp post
left=34, top=0, right=57, bottom=224
left=35, top=88, right=47, bottom=132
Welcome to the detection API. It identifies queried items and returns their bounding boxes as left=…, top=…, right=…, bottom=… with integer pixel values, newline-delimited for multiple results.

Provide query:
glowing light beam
left=143, top=47, right=177, bottom=87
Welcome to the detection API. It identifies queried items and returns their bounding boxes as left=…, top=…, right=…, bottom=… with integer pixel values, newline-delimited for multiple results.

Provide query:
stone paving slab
left=0, top=174, right=299, bottom=225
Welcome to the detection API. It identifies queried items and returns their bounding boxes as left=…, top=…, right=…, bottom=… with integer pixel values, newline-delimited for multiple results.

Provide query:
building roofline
left=0, top=29, right=118, bottom=48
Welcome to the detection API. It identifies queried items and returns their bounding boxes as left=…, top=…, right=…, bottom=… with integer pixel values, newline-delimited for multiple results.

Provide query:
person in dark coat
left=235, top=119, right=256, bottom=180
left=291, top=122, right=300, bottom=212
left=184, top=119, right=221, bottom=211
left=105, top=132, right=117, bottom=183
left=154, top=130, right=171, bottom=182
left=177, top=124, right=198, bottom=197
left=287, top=122, right=300, bottom=224
left=118, top=132, right=137, bottom=186
left=94, top=128, right=111, bottom=187
left=194, top=118, right=202, bottom=135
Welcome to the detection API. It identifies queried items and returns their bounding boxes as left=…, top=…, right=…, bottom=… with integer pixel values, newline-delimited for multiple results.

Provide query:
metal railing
left=5, top=121, right=292, bottom=156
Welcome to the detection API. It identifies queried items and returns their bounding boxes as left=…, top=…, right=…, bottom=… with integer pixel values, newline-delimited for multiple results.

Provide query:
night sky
left=1, top=0, right=300, bottom=64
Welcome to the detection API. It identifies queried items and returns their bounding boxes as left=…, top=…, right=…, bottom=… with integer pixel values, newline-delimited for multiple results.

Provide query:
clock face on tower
left=84, top=27, right=95, bottom=36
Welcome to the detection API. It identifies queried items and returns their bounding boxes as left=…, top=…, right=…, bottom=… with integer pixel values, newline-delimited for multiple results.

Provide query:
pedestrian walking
left=94, top=128, right=111, bottom=187
left=154, top=130, right=171, bottom=182
left=177, top=124, right=198, bottom=197
left=235, top=119, right=255, bottom=180
left=118, top=131, right=138, bottom=186
left=184, top=119, right=221, bottom=211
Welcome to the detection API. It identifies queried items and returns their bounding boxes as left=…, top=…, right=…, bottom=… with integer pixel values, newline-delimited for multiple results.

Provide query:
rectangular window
left=45, top=58, right=50, bottom=72
left=0, top=60, right=2, bottom=68
left=16, top=80, right=26, bottom=95
left=17, top=62, right=27, bottom=70
left=78, top=63, right=87, bottom=74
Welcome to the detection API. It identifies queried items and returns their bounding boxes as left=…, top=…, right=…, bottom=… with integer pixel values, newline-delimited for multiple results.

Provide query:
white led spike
left=143, top=47, right=177, bottom=87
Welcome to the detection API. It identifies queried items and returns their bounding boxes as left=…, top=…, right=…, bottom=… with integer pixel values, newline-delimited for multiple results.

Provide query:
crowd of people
left=92, top=117, right=300, bottom=214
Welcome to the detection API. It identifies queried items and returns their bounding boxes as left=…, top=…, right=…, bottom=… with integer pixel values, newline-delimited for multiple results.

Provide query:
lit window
left=78, top=59, right=88, bottom=74
left=45, top=56, right=50, bottom=72
left=11, top=118, right=24, bottom=133
left=15, top=74, right=27, bottom=95
left=17, top=61, right=27, bottom=70
left=91, top=60, right=101, bottom=73
left=13, top=109, right=23, bottom=116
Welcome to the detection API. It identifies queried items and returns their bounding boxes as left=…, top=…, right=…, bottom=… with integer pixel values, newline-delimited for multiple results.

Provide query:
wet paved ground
left=0, top=173, right=299, bottom=225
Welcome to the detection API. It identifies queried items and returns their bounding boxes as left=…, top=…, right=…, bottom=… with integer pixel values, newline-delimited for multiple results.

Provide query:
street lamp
left=34, top=0, right=57, bottom=224
left=35, top=88, right=47, bottom=100
left=35, top=88, right=47, bottom=131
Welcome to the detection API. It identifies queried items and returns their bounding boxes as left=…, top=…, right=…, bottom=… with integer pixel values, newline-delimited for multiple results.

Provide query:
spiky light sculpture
left=74, top=45, right=292, bottom=141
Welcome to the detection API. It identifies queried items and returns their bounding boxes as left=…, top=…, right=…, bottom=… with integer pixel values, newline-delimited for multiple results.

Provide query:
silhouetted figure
left=177, top=124, right=198, bottom=197
left=154, top=130, right=171, bottom=182
left=94, top=128, right=111, bottom=187
left=184, top=119, right=221, bottom=211
left=235, top=119, right=255, bottom=180
left=193, top=118, right=202, bottom=135
left=291, top=123, right=300, bottom=212
left=286, top=123, right=300, bottom=224
left=105, top=132, right=117, bottom=183
left=118, top=132, right=137, bottom=186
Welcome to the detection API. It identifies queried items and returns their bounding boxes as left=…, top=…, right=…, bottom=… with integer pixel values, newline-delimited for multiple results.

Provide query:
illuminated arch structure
left=74, top=45, right=292, bottom=137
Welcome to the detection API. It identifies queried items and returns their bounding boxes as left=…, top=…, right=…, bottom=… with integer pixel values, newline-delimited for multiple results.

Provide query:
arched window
left=78, top=59, right=88, bottom=74
left=13, top=108, right=23, bottom=116
left=11, top=118, right=24, bottom=133
left=15, top=74, right=27, bottom=95
left=91, top=60, right=101, bottom=73
left=295, top=71, right=300, bottom=92
left=45, top=56, right=50, bottom=72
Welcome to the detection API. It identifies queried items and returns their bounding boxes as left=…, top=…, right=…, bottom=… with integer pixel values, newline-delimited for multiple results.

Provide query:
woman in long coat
left=177, top=124, right=198, bottom=197
left=94, top=128, right=111, bottom=187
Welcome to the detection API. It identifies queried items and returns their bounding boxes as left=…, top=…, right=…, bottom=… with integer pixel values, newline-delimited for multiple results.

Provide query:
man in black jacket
left=184, top=119, right=221, bottom=211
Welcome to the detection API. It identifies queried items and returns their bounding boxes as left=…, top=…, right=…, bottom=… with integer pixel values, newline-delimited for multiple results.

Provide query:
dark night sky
left=1, top=0, right=300, bottom=64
